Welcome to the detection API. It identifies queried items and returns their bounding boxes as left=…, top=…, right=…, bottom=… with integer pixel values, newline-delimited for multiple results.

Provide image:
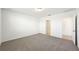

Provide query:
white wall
left=39, top=11, right=75, bottom=38
left=39, top=16, right=63, bottom=38
left=0, top=9, right=1, bottom=45
left=40, top=18, right=46, bottom=34
left=1, top=8, right=77, bottom=46
left=2, top=9, right=39, bottom=42
left=39, top=17, right=62, bottom=38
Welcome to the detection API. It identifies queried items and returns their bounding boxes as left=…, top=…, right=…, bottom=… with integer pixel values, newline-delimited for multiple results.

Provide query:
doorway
left=46, top=20, right=51, bottom=35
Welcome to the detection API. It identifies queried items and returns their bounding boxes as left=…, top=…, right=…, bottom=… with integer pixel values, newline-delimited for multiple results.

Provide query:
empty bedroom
left=0, top=8, right=79, bottom=51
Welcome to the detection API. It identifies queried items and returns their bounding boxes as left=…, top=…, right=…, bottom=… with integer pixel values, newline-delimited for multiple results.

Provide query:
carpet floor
left=0, top=33, right=79, bottom=51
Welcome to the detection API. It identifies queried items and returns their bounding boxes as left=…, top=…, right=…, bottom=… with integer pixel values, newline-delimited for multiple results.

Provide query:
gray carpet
left=0, top=33, right=79, bottom=51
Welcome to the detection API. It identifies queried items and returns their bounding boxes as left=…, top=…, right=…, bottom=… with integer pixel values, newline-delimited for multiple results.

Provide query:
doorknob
left=73, top=30, right=75, bottom=32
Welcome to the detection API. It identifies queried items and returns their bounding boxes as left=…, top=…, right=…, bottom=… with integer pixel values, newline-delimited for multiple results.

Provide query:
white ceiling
left=4, top=8, right=75, bottom=18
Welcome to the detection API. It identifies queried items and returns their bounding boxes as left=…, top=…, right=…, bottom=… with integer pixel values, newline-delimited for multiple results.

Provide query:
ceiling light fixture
left=35, top=8, right=44, bottom=12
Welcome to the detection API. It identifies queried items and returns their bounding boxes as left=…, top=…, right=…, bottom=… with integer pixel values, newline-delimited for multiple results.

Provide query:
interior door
left=51, top=19, right=62, bottom=38
left=62, top=17, right=73, bottom=40
left=72, top=16, right=75, bottom=44
left=72, top=16, right=76, bottom=45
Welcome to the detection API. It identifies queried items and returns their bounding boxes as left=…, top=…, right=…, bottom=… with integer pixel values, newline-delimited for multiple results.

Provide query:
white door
left=51, top=19, right=62, bottom=38
left=62, top=17, right=73, bottom=40
left=72, top=16, right=76, bottom=45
